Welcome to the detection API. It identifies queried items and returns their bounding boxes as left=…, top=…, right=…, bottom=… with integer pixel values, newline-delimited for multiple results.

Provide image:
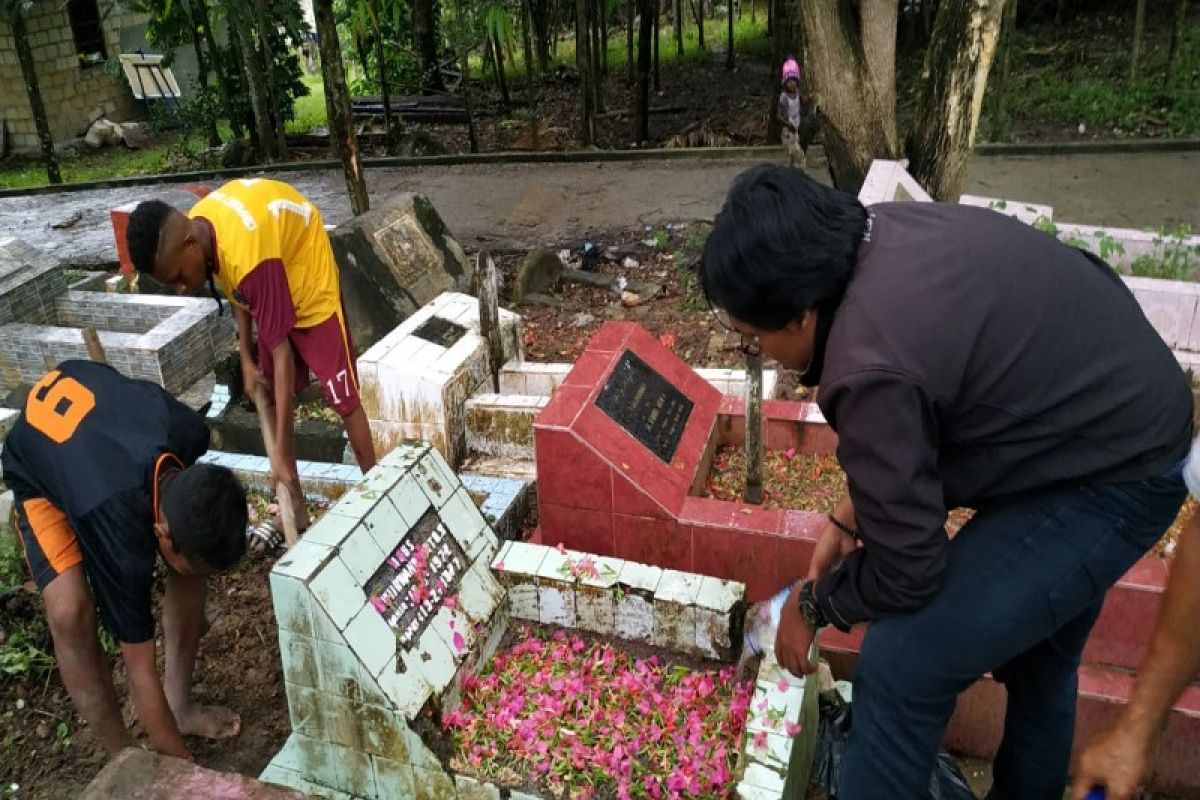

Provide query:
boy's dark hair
left=126, top=200, right=174, bottom=275
left=697, top=164, right=869, bottom=331
left=161, top=464, right=248, bottom=571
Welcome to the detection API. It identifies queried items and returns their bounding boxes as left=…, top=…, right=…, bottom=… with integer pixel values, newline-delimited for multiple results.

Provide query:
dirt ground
left=0, top=558, right=290, bottom=800
left=3, top=149, right=1200, bottom=270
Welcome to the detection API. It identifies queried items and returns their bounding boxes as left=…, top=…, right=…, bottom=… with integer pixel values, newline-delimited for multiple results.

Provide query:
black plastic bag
left=812, top=691, right=975, bottom=800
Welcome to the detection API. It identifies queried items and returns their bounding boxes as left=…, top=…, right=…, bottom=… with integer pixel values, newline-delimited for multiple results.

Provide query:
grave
left=331, top=194, right=478, bottom=352
left=260, top=442, right=817, bottom=800
left=357, top=292, right=523, bottom=468
left=532, top=322, right=833, bottom=602
left=0, top=239, right=226, bottom=393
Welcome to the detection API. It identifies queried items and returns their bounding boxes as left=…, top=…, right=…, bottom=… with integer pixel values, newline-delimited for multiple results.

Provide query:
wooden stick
left=81, top=326, right=107, bottom=364
left=477, top=253, right=504, bottom=393
left=252, top=384, right=302, bottom=548
left=744, top=349, right=764, bottom=505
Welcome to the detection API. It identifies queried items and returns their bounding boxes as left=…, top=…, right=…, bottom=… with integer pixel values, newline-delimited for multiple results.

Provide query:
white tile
left=457, top=559, right=504, bottom=624
left=269, top=571, right=314, bottom=637
left=344, top=605, right=397, bottom=678
left=575, top=585, right=615, bottom=636
left=376, top=653, right=434, bottom=720
left=338, top=528, right=387, bottom=585
left=538, top=584, right=576, bottom=627
left=656, top=570, right=702, bottom=606
left=506, top=584, right=540, bottom=620
left=615, top=593, right=654, bottom=643
left=618, top=561, right=663, bottom=595
left=697, top=575, right=744, bottom=613
left=741, top=763, right=786, bottom=795
left=272, top=541, right=336, bottom=583
left=493, top=541, right=548, bottom=579
left=309, top=555, right=367, bottom=630
left=745, top=730, right=795, bottom=772
left=360, top=494, right=414, bottom=558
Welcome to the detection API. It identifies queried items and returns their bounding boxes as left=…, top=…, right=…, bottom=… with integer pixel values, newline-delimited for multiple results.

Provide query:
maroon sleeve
left=237, top=259, right=297, bottom=352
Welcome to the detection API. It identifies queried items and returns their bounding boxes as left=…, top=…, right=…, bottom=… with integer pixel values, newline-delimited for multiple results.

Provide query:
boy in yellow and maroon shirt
left=126, top=179, right=377, bottom=530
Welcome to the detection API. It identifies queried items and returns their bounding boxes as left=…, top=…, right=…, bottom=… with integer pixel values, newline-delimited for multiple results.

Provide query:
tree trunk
left=591, top=0, right=605, bottom=110
left=726, top=0, right=734, bottom=69
left=1130, top=0, right=1147, bottom=81
left=796, top=0, right=899, bottom=191
left=693, top=0, right=705, bottom=48
left=522, top=0, right=536, bottom=80
left=860, top=0, right=898, bottom=146
left=533, top=0, right=551, bottom=71
left=226, top=24, right=258, bottom=151
left=252, top=0, right=289, bottom=160
left=185, top=1, right=221, bottom=147
left=10, top=7, right=60, bottom=184
left=369, top=0, right=395, bottom=141
left=192, top=0, right=242, bottom=139
left=413, top=0, right=446, bottom=91
left=766, top=0, right=772, bottom=37
left=231, top=5, right=277, bottom=162
left=313, top=0, right=369, bottom=214
left=907, top=0, right=1006, bottom=200
left=578, top=0, right=596, bottom=144
left=627, top=0, right=636, bottom=83
left=674, top=0, right=684, bottom=54
left=990, top=0, right=1017, bottom=141
left=751, top=0, right=755, bottom=24
left=654, top=0, right=661, bottom=90
left=635, top=0, right=654, bottom=142
left=602, top=0, right=610, bottom=74
left=1168, top=0, right=1189, bottom=89
left=491, top=34, right=512, bottom=107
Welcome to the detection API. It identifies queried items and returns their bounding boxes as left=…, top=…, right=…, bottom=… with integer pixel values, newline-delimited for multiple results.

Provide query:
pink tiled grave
left=261, top=441, right=817, bottom=800
left=534, top=322, right=831, bottom=602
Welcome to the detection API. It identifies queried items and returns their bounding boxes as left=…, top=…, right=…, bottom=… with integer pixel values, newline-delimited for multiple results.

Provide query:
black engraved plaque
left=594, top=349, right=694, bottom=463
left=364, top=510, right=469, bottom=651
left=413, top=316, right=468, bottom=348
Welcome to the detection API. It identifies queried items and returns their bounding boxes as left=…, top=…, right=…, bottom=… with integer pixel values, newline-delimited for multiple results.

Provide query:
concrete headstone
left=331, top=195, right=476, bottom=353
left=512, top=248, right=563, bottom=303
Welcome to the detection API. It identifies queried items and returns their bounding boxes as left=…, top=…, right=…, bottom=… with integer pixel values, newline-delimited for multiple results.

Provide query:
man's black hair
left=161, top=464, right=248, bottom=572
left=126, top=200, right=174, bottom=275
left=697, top=164, right=869, bottom=331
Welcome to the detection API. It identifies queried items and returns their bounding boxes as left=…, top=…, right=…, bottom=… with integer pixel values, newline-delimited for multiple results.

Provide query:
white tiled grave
left=261, top=443, right=818, bottom=800
left=357, top=292, right=524, bottom=468
left=859, top=159, right=1200, bottom=372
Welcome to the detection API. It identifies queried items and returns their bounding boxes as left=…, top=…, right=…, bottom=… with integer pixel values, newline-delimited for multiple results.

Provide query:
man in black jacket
left=697, top=165, right=1192, bottom=799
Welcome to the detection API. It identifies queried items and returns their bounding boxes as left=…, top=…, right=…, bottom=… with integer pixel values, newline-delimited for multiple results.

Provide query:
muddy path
left=1, top=150, right=1197, bottom=269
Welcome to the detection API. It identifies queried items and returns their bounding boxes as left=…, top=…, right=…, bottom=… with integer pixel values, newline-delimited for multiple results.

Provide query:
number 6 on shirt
left=26, top=370, right=96, bottom=444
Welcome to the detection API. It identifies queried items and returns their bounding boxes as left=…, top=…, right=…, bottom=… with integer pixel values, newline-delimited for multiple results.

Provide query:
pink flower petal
left=785, top=720, right=803, bottom=737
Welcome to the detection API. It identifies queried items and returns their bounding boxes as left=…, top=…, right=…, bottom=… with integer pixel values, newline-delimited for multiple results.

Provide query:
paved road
left=2, top=150, right=1197, bottom=267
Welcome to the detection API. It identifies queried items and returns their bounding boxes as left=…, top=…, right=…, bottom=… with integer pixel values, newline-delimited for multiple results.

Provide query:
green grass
left=0, top=135, right=214, bottom=190
left=980, top=22, right=1200, bottom=141
left=288, top=73, right=327, bottom=134
left=485, top=13, right=769, bottom=85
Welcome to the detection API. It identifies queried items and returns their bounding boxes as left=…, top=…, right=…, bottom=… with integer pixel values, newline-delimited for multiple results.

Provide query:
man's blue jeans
left=838, top=463, right=1186, bottom=800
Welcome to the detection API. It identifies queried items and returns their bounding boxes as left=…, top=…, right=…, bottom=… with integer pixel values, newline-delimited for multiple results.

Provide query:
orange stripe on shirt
left=22, top=498, right=81, bottom=575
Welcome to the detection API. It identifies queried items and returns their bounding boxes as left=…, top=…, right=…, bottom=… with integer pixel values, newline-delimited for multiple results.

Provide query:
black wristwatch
left=797, top=580, right=829, bottom=630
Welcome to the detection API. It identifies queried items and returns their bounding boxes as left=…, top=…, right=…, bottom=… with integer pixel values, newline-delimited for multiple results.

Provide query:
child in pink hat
left=777, top=56, right=806, bottom=169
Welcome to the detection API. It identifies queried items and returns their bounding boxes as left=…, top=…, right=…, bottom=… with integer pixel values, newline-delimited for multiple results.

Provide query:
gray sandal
left=247, top=519, right=285, bottom=556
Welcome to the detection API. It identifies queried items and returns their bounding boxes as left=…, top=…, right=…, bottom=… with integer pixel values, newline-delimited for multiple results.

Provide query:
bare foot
left=173, top=703, right=241, bottom=740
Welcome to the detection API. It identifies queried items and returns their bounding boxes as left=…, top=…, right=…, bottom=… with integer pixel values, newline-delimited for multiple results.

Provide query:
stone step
left=499, top=359, right=781, bottom=400
left=464, top=393, right=547, bottom=461
left=819, top=608, right=1200, bottom=796
left=82, top=748, right=308, bottom=799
